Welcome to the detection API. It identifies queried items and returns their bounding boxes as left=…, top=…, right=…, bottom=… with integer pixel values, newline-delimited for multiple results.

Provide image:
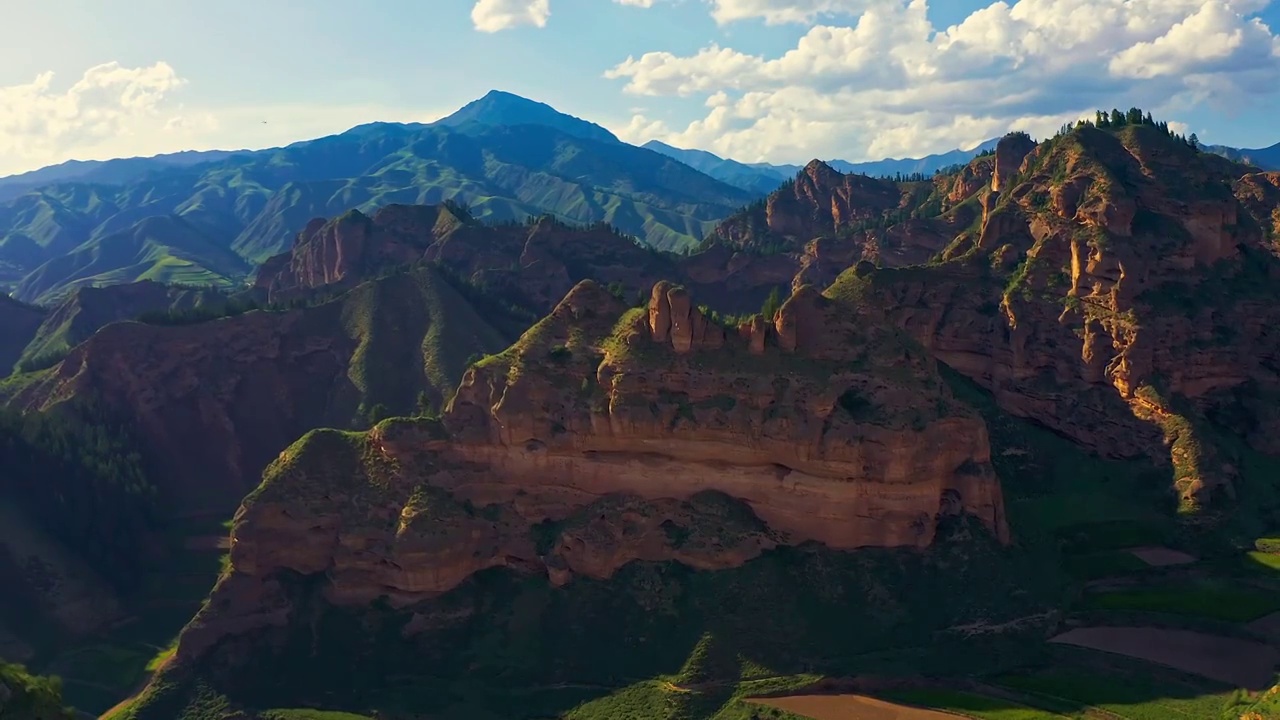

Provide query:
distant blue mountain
left=644, top=138, right=1003, bottom=194
left=432, top=89, right=619, bottom=145
left=642, top=141, right=789, bottom=195
left=0, top=149, right=246, bottom=202
left=1204, top=141, right=1280, bottom=171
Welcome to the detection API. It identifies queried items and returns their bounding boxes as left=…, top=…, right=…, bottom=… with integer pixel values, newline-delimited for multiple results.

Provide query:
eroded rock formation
left=177, top=280, right=1009, bottom=663
left=833, top=124, right=1280, bottom=505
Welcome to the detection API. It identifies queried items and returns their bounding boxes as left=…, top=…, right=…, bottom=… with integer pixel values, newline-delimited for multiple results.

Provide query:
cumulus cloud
left=471, top=0, right=551, bottom=32
left=0, top=62, right=453, bottom=177
left=0, top=62, right=187, bottom=167
left=709, top=0, right=874, bottom=25
left=607, top=0, right=1280, bottom=162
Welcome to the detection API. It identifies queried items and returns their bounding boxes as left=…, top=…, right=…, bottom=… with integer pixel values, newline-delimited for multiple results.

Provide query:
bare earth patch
left=1051, top=627, right=1279, bottom=689
left=748, top=694, right=962, bottom=720
left=182, top=535, right=231, bottom=551
left=1126, top=546, right=1196, bottom=566
left=1248, top=611, right=1280, bottom=642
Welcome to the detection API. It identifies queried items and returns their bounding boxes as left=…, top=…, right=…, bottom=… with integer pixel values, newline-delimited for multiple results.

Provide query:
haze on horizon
left=3, top=0, right=1280, bottom=177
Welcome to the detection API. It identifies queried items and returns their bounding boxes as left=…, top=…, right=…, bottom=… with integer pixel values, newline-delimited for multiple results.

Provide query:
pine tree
left=761, top=286, right=783, bottom=321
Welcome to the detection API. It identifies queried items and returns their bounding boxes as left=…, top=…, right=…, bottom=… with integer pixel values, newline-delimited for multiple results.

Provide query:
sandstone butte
left=173, top=279, right=1007, bottom=663
left=722, top=125, right=1280, bottom=507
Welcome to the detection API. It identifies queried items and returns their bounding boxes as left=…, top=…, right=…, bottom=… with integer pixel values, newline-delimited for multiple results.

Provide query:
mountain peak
left=434, top=90, right=619, bottom=144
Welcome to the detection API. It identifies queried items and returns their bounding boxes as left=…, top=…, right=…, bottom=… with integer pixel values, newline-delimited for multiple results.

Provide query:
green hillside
left=334, top=264, right=515, bottom=420
left=0, top=295, right=44, bottom=376
left=15, top=281, right=227, bottom=372
left=13, top=215, right=252, bottom=304
left=0, top=662, right=76, bottom=720
left=0, top=102, right=758, bottom=296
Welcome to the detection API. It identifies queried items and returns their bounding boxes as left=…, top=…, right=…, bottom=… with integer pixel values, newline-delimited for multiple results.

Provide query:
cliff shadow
left=173, top=518, right=1065, bottom=719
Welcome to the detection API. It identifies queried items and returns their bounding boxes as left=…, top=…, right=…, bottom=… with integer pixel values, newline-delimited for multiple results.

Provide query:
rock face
left=832, top=123, right=1280, bottom=505
left=715, top=161, right=912, bottom=254
left=256, top=205, right=799, bottom=316
left=255, top=205, right=465, bottom=302
left=1, top=267, right=514, bottom=516
left=710, top=157, right=992, bottom=291
left=990, top=132, right=1037, bottom=193
left=176, top=280, right=1008, bottom=663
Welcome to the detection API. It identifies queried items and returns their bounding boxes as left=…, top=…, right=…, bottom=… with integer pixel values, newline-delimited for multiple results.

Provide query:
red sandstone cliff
left=174, top=280, right=1008, bottom=662
left=831, top=124, right=1280, bottom=505
left=256, top=205, right=800, bottom=316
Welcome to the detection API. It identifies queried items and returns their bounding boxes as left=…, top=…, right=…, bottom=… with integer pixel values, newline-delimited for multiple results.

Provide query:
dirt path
left=1051, top=626, right=1280, bottom=689
left=748, top=694, right=964, bottom=720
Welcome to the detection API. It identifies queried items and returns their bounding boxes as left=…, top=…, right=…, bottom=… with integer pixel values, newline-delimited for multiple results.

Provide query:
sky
left=2, top=0, right=1280, bottom=177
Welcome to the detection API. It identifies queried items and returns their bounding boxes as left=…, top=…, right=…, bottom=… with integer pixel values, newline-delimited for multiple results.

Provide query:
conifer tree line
left=0, top=399, right=156, bottom=585
left=1056, top=107, right=1200, bottom=149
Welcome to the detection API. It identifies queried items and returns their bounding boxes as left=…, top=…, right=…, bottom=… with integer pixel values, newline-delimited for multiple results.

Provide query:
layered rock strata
left=178, top=280, right=1009, bottom=662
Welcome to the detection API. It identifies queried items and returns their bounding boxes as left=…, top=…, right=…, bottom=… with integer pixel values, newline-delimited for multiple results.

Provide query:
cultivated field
left=1050, top=627, right=1279, bottom=689
left=749, top=693, right=964, bottom=720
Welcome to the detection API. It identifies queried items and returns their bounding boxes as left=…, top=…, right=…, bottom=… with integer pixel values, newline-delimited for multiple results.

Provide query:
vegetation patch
left=994, top=645, right=1244, bottom=720
left=0, top=661, right=76, bottom=720
left=878, top=688, right=1065, bottom=720
left=1078, top=583, right=1280, bottom=623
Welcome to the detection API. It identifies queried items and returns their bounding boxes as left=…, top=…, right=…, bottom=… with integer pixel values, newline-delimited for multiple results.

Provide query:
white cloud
left=708, top=0, right=873, bottom=25
left=471, top=0, right=551, bottom=32
left=616, top=0, right=656, bottom=6
left=605, top=0, right=1280, bottom=162
left=0, top=62, right=450, bottom=177
left=0, top=62, right=186, bottom=170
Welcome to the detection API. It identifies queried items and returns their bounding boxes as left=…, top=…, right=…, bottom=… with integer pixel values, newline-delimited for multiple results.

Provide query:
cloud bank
left=605, top=0, right=1280, bottom=162
left=471, top=0, right=552, bottom=32
left=0, top=62, right=187, bottom=167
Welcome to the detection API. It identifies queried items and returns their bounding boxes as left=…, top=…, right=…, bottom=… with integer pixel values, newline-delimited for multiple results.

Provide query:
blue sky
left=2, top=0, right=1280, bottom=175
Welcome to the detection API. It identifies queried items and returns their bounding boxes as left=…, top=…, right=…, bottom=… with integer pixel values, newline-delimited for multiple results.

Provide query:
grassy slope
left=336, top=265, right=515, bottom=418
left=16, top=282, right=225, bottom=370
left=13, top=215, right=251, bottom=304
left=0, top=294, right=44, bottom=375
left=0, top=122, right=756, bottom=297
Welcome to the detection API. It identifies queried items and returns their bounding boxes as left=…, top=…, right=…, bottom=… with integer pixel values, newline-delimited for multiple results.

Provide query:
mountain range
left=0, top=91, right=758, bottom=303
left=0, top=91, right=1019, bottom=305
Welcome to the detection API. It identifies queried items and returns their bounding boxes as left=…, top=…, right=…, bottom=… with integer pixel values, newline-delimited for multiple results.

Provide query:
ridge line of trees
left=1055, top=107, right=1200, bottom=149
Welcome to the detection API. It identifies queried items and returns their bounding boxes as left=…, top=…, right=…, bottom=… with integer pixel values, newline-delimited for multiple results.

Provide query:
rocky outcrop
left=991, top=132, right=1036, bottom=192
left=257, top=205, right=800, bottom=317
left=1235, top=172, right=1280, bottom=251
left=715, top=161, right=911, bottom=253
left=177, top=280, right=1008, bottom=663
left=255, top=205, right=464, bottom=302
left=835, top=123, right=1280, bottom=506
